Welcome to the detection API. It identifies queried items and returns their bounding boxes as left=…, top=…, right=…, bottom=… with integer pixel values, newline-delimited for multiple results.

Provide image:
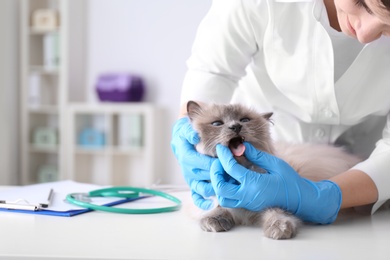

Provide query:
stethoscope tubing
left=66, top=186, right=182, bottom=214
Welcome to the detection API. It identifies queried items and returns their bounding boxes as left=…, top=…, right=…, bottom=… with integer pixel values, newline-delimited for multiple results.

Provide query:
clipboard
left=0, top=180, right=144, bottom=217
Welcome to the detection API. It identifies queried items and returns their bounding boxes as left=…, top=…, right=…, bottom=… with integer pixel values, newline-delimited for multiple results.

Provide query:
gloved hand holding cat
left=171, top=116, right=342, bottom=224
left=171, top=117, right=216, bottom=210
left=211, top=142, right=342, bottom=224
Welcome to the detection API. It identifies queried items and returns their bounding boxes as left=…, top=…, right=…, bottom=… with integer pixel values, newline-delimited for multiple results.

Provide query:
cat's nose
left=229, top=124, right=242, bottom=134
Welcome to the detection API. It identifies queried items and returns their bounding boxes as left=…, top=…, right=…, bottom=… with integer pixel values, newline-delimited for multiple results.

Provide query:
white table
left=1, top=190, right=390, bottom=260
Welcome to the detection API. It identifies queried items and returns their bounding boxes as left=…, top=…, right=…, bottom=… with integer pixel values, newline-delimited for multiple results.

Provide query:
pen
left=39, top=188, right=54, bottom=208
left=0, top=202, right=38, bottom=211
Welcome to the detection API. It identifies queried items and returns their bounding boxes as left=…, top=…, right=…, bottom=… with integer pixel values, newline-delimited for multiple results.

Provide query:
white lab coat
left=181, top=0, right=390, bottom=213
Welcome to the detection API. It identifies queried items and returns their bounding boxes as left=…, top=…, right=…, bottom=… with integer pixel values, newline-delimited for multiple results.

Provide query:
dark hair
left=380, top=0, right=390, bottom=11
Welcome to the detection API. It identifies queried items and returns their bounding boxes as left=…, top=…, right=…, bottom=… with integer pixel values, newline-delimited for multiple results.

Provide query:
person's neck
left=324, top=0, right=341, bottom=31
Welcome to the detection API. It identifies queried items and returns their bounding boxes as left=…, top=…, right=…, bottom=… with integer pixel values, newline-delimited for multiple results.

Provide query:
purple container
left=96, top=73, right=145, bottom=102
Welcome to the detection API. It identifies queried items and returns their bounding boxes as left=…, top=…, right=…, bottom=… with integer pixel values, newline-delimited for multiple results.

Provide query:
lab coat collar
left=275, top=0, right=323, bottom=21
left=275, top=0, right=314, bottom=2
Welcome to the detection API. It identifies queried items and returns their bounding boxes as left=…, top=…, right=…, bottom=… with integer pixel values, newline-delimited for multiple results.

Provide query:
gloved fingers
left=190, top=180, right=215, bottom=198
left=180, top=119, right=200, bottom=145
left=215, top=144, right=252, bottom=184
left=171, top=133, right=196, bottom=159
left=172, top=117, right=199, bottom=145
left=210, top=159, right=241, bottom=199
left=186, top=168, right=211, bottom=181
left=175, top=137, right=215, bottom=172
left=244, top=142, right=298, bottom=178
left=171, top=117, right=214, bottom=173
left=189, top=148, right=216, bottom=171
left=171, top=117, right=199, bottom=159
left=216, top=195, right=240, bottom=208
left=243, top=142, right=278, bottom=170
left=191, top=191, right=215, bottom=210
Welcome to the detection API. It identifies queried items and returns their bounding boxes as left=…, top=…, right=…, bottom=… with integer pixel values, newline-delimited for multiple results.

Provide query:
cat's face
left=187, top=101, right=274, bottom=157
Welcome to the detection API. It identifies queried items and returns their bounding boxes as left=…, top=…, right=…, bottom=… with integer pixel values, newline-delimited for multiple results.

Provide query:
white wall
left=86, top=0, right=211, bottom=184
left=0, top=0, right=20, bottom=185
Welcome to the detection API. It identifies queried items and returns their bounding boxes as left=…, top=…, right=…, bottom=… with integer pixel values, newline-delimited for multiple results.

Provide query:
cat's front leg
left=200, top=206, right=235, bottom=232
left=261, top=207, right=301, bottom=239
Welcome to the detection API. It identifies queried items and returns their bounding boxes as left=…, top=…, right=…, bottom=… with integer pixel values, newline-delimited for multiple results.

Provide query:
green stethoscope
left=66, top=186, right=182, bottom=214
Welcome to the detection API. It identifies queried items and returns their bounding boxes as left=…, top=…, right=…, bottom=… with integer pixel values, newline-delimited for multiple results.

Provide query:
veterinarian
left=171, top=0, right=390, bottom=224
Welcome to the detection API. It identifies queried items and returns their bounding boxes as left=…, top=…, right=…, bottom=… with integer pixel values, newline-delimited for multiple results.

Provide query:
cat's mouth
left=229, top=136, right=246, bottom=157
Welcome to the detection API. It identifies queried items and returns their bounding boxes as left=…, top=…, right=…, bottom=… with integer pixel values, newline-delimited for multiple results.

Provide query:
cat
left=186, top=100, right=362, bottom=240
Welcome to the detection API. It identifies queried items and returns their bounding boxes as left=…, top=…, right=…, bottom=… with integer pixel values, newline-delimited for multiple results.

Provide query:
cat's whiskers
left=254, top=121, right=269, bottom=130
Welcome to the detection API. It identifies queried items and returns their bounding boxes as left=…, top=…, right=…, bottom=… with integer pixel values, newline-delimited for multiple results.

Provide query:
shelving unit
left=20, top=0, right=68, bottom=184
left=67, top=103, right=157, bottom=187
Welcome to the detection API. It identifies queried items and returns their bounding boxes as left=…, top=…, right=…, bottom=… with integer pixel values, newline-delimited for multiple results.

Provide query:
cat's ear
left=262, top=112, right=273, bottom=121
left=187, top=101, right=202, bottom=121
left=262, top=112, right=274, bottom=125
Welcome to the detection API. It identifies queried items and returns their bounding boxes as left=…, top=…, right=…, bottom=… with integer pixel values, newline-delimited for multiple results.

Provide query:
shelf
left=29, top=144, right=59, bottom=153
left=67, top=103, right=157, bottom=186
left=29, top=66, right=60, bottom=75
left=28, top=106, right=59, bottom=113
left=29, top=27, right=60, bottom=35
left=20, top=0, right=67, bottom=184
left=28, top=33, right=60, bottom=69
left=111, top=147, right=143, bottom=155
left=75, top=147, right=110, bottom=155
left=74, top=146, right=143, bottom=155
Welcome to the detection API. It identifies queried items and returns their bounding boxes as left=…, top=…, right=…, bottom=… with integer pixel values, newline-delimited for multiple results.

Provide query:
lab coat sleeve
left=352, top=113, right=390, bottom=214
left=180, top=0, right=266, bottom=105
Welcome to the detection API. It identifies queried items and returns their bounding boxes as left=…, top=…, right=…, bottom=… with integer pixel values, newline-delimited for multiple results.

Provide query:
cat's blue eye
left=240, top=118, right=250, bottom=123
left=211, top=121, right=223, bottom=126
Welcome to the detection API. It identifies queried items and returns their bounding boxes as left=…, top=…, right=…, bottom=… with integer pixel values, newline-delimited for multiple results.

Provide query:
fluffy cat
left=186, top=101, right=362, bottom=240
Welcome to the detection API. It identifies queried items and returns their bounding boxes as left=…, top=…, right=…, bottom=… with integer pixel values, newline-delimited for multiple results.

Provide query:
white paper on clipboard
left=0, top=180, right=116, bottom=212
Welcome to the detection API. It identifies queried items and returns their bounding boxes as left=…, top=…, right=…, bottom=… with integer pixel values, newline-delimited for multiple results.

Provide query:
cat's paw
left=263, top=218, right=298, bottom=239
left=200, top=214, right=235, bottom=232
left=262, top=208, right=301, bottom=240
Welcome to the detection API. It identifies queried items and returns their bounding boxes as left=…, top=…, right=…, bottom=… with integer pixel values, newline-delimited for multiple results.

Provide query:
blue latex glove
left=171, top=117, right=216, bottom=210
left=210, top=142, right=342, bottom=224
